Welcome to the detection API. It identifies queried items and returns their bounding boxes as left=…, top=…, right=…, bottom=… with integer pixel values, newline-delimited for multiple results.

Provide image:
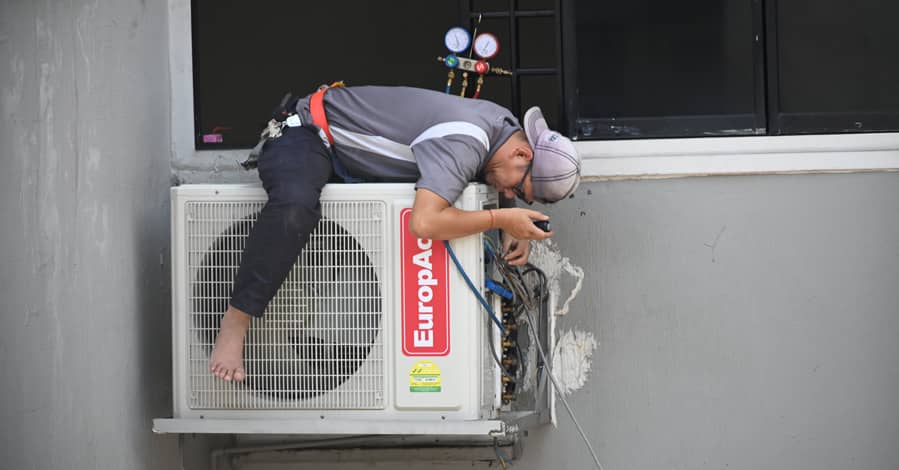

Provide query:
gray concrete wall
left=525, top=173, right=899, bottom=470
left=233, top=174, right=899, bottom=470
left=3, top=1, right=898, bottom=469
left=0, top=0, right=179, bottom=468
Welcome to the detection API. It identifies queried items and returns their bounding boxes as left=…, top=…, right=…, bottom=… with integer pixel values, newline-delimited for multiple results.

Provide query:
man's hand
left=408, top=190, right=552, bottom=258
left=501, top=232, right=531, bottom=266
left=494, top=207, right=553, bottom=241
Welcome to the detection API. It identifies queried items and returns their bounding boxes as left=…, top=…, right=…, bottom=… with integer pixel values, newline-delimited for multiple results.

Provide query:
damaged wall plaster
left=529, top=239, right=585, bottom=316
left=524, top=240, right=597, bottom=397
left=552, top=330, right=598, bottom=396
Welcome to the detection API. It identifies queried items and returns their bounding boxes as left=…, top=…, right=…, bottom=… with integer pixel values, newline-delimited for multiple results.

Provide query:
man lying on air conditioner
left=211, top=85, right=581, bottom=382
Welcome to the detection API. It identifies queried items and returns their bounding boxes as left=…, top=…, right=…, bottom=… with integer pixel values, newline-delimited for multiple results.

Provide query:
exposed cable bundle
left=443, top=238, right=605, bottom=470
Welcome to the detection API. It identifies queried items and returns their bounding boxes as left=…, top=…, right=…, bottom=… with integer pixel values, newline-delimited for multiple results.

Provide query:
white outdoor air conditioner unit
left=153, top=183, right=549, bottom=438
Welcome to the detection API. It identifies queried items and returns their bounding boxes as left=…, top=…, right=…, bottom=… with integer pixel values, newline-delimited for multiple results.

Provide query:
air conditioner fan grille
left=186, top=200, right=385, bottom=410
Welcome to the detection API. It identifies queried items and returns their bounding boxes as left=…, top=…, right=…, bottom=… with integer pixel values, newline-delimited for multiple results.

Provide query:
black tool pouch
left=240, top=92, right=300, bottom=170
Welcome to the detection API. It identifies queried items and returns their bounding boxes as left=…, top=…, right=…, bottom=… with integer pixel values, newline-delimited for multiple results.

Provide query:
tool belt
left=310, top=82, right=344, bottom=145
left=240, top=81, right=345, bottom=171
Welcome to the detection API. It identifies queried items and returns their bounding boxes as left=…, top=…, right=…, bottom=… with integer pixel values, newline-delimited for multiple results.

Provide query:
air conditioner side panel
left=171, top=187, right=187, bottom=417
left=393, top=185, right=489, bottom=417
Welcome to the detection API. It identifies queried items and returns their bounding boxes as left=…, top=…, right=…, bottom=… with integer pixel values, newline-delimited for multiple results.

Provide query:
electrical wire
left=445, top=238, right=606, bottom=470
left=516, top=264, right=604, bottom=470
left=521, top=289, right=605, bottom=470
left=444, top=240, right=503, bottom=330
left=444, top=239, right=519, bottom=382
left=494, top=443, right=511, bottom=469
left=484, top=237, right=527, bottom=384
left=487, top=320, right=516, bottom=380
left=484, top=237, right=530, bottom=311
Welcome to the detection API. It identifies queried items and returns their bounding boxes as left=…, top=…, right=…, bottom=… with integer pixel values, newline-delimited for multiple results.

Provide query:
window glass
left=571, top=0, right=761, bottom=139
left=774, top=0, right=899, bottom=133
left=472, top=0, right=509, bottom=12
left=520, top=75, right=561, bottom=129
left=517, top=0, right=555, bottom=11
left=192, top=0, right=466, bottom=148
left=517, top=16, right=556, bottom=69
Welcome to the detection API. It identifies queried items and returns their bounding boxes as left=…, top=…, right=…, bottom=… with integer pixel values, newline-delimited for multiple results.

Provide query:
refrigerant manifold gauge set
left=438, top=22, right=512, bottom=99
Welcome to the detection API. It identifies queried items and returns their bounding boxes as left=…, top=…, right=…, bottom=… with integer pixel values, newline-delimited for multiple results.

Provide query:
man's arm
left=409, top=188, right=553, bottom=243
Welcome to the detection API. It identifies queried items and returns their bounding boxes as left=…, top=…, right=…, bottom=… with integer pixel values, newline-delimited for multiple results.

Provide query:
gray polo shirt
left=296, top=86, right=521, bottom=204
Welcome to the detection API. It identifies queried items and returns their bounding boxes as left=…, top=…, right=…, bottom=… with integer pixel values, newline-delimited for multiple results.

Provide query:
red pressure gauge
left=473, top=33, right=500, bottom=59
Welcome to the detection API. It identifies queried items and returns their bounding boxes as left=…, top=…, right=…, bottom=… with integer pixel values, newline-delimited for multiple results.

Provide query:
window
left=564, top=0, right=899, bottom=139
left=191, top=0, right=561, bottom=149
left=191, top=1, right=467, bottom=149
left=468, top=0, right=564, bottom=130
left=767, top=0, right=899, bottom=134
left=191, top=0, right=899, bottom=150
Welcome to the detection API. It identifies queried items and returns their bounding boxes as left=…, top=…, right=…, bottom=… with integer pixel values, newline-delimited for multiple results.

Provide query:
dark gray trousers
left=229, top=126, right=333, bottom=317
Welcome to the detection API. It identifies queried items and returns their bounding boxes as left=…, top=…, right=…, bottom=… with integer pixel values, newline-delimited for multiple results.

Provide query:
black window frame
left=463, top=0, right=565, bottom=126
left=561, top=0, right=768, bottom=140
left=561, top=0, right=899, bottom=140
left=188, top=0, right=899, bottom=149
left=763, top=0, right=899, bottom=135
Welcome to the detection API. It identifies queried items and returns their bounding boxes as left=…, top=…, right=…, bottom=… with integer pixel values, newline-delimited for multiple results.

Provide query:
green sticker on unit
left=409, top=360, right=442, bottom=392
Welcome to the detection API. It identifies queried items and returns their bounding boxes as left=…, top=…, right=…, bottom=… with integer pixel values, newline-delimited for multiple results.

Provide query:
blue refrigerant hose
left=442, top=240, right=504, bottom=330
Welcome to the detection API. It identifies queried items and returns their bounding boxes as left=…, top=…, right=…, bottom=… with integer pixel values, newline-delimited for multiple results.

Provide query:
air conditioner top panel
left=172, top=183, right=492, bottom=201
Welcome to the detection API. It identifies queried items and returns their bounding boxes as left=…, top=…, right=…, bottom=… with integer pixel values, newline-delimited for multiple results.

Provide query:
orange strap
left=309, top=81, right=345, bottom=146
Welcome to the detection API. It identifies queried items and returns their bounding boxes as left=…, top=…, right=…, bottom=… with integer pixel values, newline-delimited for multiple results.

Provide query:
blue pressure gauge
left=444, top=26, right=471, bottom=54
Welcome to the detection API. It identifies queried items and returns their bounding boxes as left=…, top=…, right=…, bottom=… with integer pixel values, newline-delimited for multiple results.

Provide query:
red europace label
left=400, top=208, right=450, bottom=356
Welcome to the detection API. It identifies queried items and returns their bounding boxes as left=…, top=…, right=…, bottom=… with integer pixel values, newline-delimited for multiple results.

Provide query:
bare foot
left=210, top=306, right=252, bottom=382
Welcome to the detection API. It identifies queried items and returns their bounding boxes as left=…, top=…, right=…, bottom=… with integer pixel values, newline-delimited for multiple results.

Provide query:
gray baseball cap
left=522, top=106, right=581, bottom=203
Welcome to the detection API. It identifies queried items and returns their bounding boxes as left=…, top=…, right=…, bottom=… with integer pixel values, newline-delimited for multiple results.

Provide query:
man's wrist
left=492, top=208, right=505, bottom=231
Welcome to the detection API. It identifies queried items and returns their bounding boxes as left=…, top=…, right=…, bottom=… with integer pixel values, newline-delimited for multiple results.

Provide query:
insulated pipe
left=210, top=435, right=386, bottom=470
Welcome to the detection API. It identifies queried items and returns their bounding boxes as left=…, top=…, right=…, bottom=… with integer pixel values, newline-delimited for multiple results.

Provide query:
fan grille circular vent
left=193, top=214, right=382, bottom=402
